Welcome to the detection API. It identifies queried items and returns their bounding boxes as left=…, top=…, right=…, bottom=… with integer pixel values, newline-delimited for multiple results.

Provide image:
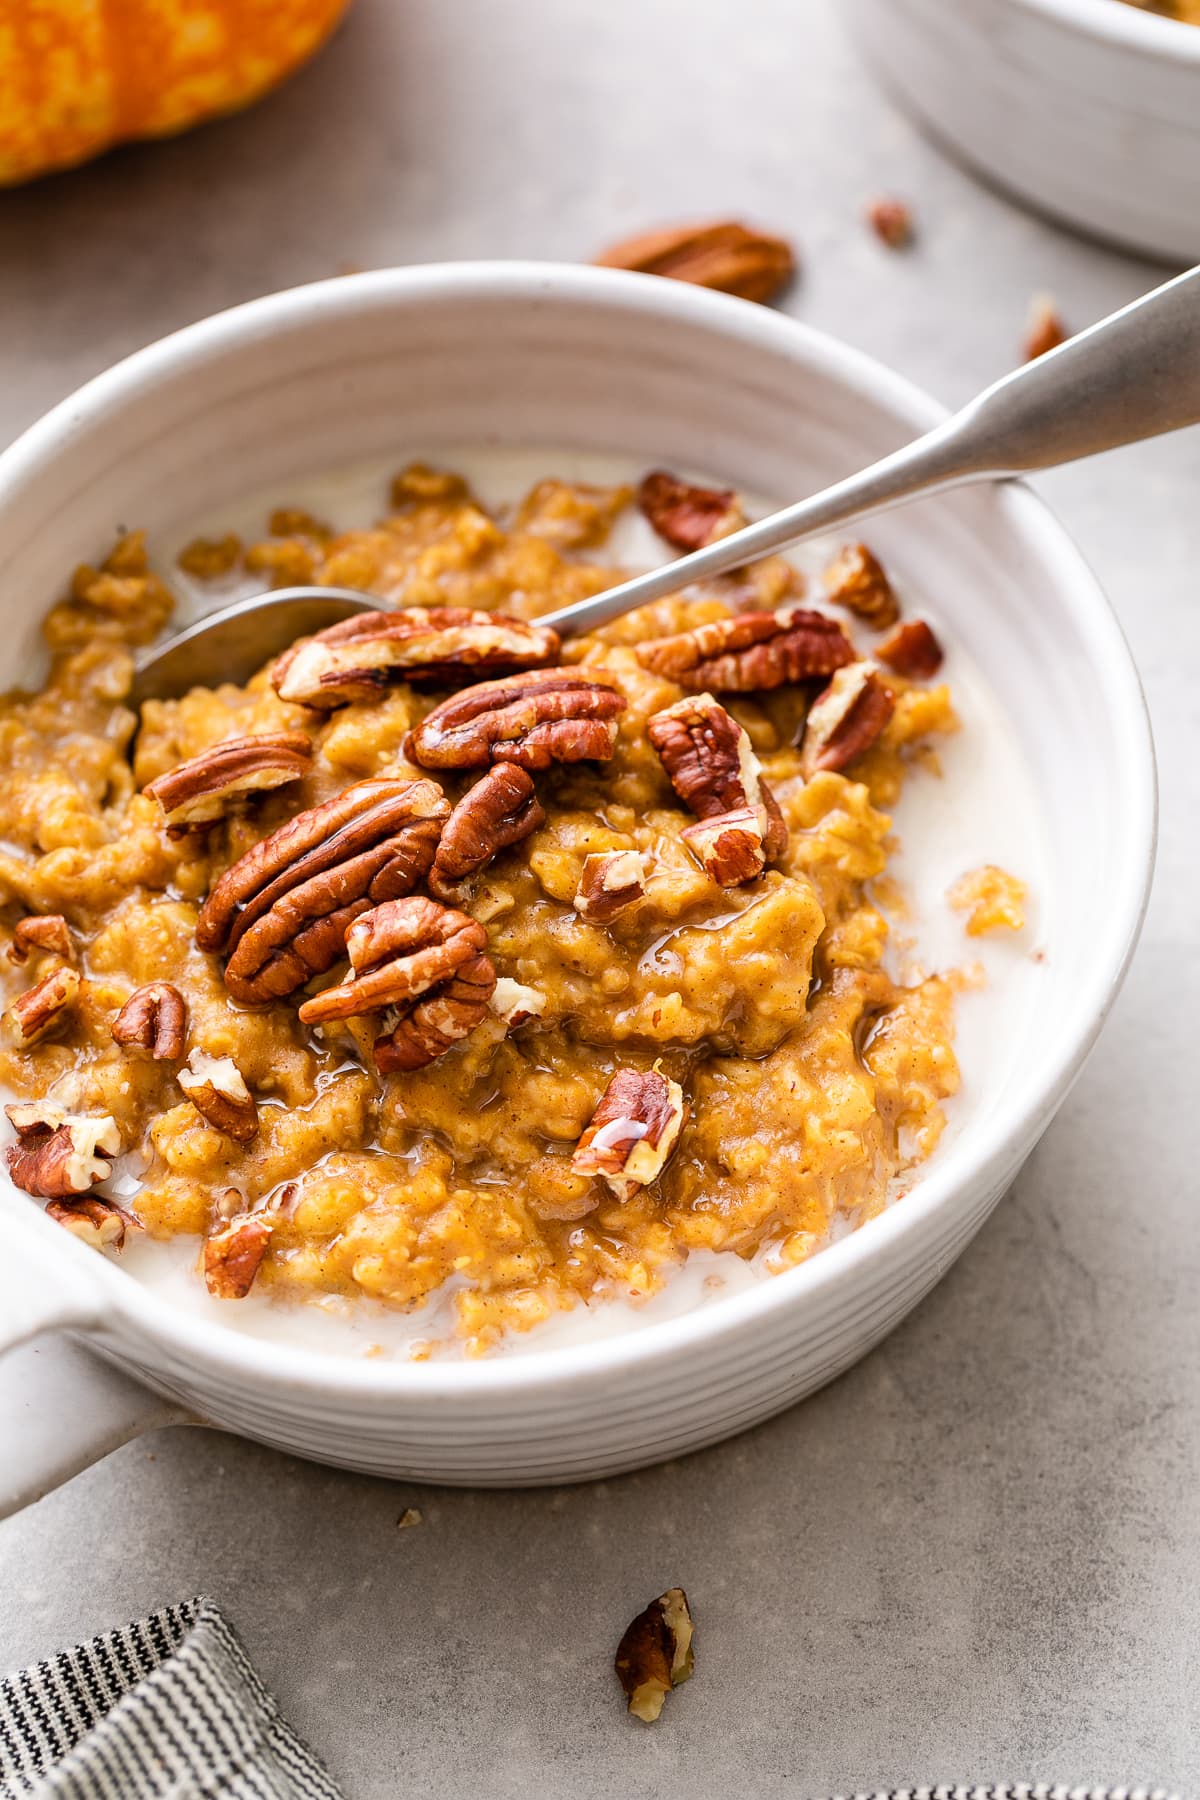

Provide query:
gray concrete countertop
left=1, top=3, right=1197, bottom=1795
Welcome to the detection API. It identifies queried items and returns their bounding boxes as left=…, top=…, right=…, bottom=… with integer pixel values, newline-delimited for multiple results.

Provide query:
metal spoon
left=132, top=264, right=1200, bottom=706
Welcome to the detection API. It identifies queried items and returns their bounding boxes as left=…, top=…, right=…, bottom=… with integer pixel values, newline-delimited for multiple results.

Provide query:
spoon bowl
left=130, top=586, right=377, bottom=707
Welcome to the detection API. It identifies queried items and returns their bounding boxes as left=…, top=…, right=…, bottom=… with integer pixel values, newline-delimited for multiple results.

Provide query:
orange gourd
left=0, top=0, right=353, bottom=185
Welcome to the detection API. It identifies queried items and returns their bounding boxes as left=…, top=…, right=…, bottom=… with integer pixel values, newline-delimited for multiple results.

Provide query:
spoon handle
left=541, top=263, right=1200, bottom=638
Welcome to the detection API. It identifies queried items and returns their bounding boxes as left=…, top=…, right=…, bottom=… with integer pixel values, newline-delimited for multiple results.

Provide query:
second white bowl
left=846, top=0, right=1200, bottom=264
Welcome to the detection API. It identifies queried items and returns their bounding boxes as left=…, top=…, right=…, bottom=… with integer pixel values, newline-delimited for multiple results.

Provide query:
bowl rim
left=0, top=261, right=1157, bottom=1398
left=1007, top=0, right=1200, bottom=56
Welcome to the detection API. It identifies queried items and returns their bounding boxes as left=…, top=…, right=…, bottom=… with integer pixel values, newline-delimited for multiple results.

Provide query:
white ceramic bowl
left=0, top=263, right=1154, bottom=1505
left=846, top=0, right=1200, bottom=264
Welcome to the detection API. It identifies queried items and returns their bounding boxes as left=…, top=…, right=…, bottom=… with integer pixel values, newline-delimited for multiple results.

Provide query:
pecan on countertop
left=8, top=914, right=72, bottom=965
left=196, top=776, right=449, bottom=1005
left=866, top=196, right=914, bottom=248
left=178, top=1049, right=259, bottom=1143
left=271, top=607, right=561, bottom=709
left=428, top=766, right=545, bottom=902
left=615, top=1587, right=695, bottom=1724
left=637, top=471, right=744, bottom=551
left=594, top=219, right=795, bottom=305
left=648, top=693, right=786, bottom=886
left=800, top=662, right=896, bottom=776
left=636, top=607, right=854, bottom=693
left=143, top=732, right=313, bottom=838
left=299, top=895, right=496, bottom=1073
left=407, top=670, right=626, bottom=771
left=3, top=966, right=81, bottom=1047
left=204, top=1215, right=272, bottom=1299
left=5, top=1102, right=120, bottom=1200
left=111, top=982, right=188, bottom=1060
left=822, top=543, right=900, bottom=630
left=1024, top=295, right=1068, bottom=362
left=571, top=1067, right=688, bottom=1203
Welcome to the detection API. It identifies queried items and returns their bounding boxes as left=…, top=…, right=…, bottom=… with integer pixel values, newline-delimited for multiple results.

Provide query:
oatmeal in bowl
left=0, top=453, right=1022, bottom=1356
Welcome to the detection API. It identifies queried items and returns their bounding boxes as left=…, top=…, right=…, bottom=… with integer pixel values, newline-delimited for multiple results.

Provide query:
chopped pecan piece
left=45, top=1195, right=139, bottom=1253
left=594, top=219, right=795, bottom=305
left=637, top=471, right=743, bottom=551
left=111, top=982, right=187, bottom=1060
left=1024, top=294, right=1068, bottom=362
left=204, top=1215, right=272, bottom=1299
left=800, top=662, right=896, bottom=776
left=143, top=732, right=313, bottom=837
left=489, top=978, right=546, bottom=1029
left=178, top=1050, right=259, bottom=1143
left=574, top=850, right=648, bottom=922
left=822, top=543, right=900, bottom=629
left=680, top=808, right=773, bottom=887
left=407, top=670, right=626, bottom=771
left=8, top=914, right=72, bottom=965
left=615, top=1587, right=695, bottom=1724
left=571, top=1067, right=688, bottom=1202
left=636, top=606, right=854, bottom=693
left=299, top=896, right=496, bottom=1073
left=876, top=618, right=944, bottom=680
left=196, top=776, right=449, bottom=1005
left=428, top=766, right=545, bottom=902
left=4, top=966, right=81, bottom=1046
left=648, top=694, right=786, bottom=886
left=866, top=196, right=913, bottom=248
left=271, top=607, right=561, bottom=709
left=5, top=1103, right=120, bottom=1199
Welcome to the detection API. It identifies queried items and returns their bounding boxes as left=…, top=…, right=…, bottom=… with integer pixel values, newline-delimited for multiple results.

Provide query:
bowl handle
left=0, top=1196, right=189, bottom=1517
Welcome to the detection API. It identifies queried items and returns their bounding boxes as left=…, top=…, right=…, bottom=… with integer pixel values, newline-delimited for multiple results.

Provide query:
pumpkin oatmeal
left=0, top=463, right=981, bottom=1353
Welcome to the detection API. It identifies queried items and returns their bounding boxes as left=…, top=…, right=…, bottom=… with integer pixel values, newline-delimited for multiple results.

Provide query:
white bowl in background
left=0, top=263, right=1155, bottom=1504
left=845, top=0, right=1200, bottom=264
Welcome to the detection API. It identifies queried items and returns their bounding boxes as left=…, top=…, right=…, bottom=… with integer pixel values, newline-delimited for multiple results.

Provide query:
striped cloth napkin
left=0, top=1597, right=1182, bottom=1800
left=0, top=1597, right=339, bottom=1798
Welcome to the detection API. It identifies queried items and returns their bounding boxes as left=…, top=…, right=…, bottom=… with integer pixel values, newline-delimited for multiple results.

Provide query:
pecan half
left=866, top=196, right=913, bottom=248
left=45, top=1195, right=139, bottom=1252
left=489, top=978, right=546, bottom=1029
left=594, top=219, right=795, bottom=305
left=574, top=850, right=648, bottom=922
left=4, top=966, right=81, bottom=1046
left=428, top=766, right=545, bottom=902
left=178, top=1050, right=259, bottom=1143
left=800, top=662, right=896, bottom=776
left=5, top=1103, right=120, bottom=1199
left=299, top=896, right=496, bottom=1073
left=822, top=544, right=900, bottom=630
left=271, top=607, right=561, bottom=709
left=876, top=618, right=944, bottom=680
left=648, top=694, right=786, bottom=886
left=637, top=471, right=743, bottom=552
left=8, top=915, right=72, bottom=965
left=636, top=606, right=854, bottom=693
left=196, top=776, right=449, bottom=1004
left=111, top=982, right=187, bottom=1059
left=570, top=1067, right=688, bottom=1202
left=407, top=670, right=626, bottom=771
left=143, top=732, right=313, bottom=837
left=615, top=1587, right=695, bottom=1724
left=204, top=1215, right=272, bottom=1299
